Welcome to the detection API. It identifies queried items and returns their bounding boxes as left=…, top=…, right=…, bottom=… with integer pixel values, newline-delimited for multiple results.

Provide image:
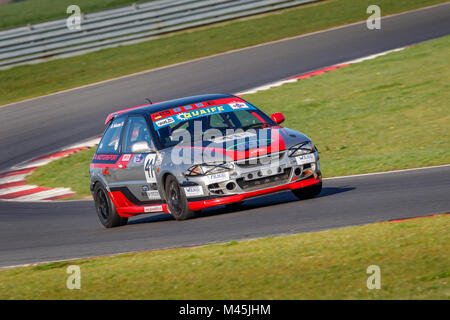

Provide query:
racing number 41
left=144, top=154, right=157, bottom=183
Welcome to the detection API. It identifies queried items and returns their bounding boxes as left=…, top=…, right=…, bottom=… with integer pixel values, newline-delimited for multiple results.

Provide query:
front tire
left=292, top=182, right=322, bottom=200
left=93, top=184, right=128, bottom=228
left=165, top=175, right=197, bottom=220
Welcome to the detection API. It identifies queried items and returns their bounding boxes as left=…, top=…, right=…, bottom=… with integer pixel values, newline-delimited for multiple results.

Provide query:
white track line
left=324, top=164, right=450, bottom=180
left=0, top=185, right=37, bottom=196
left=342, top=47, right=405, bottom=64
left=237, top=46, right=406, bottom=96
left=63, top=137, right=101, bottom=150
left=12, top=158, right=56, bottom=170
left=0, top=174, right=29, bottom=185
left=11, top=188, right=73, bottom=201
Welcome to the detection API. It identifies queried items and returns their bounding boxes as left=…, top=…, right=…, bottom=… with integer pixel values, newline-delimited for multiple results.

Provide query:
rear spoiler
left=104, top=103, right=152, bottom=125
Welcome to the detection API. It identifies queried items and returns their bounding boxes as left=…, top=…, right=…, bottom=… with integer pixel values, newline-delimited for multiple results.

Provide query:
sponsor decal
left=176, top=106, right=225, bottom=121
left=211, top=131, right=256, bottom=144
left=111, top=121, right=124, bottom=129
left=229, top=102, right=248, bottom=110
left=152, top=101, right=256, bottom=130
left=122, top=154, right=132, bottom=162
left=295, top=153, right=316, bottom=165
left=134, top=154, right=144, bottom=164
left=155, top=117, right=175, bottom=127
left=152, top=110, right=172, bottom=121
left=144, top=205, right=163, bottom=213
left=146, top=190, right=160, bottom=199
left=93, top=154, right=119, bottom=161
left=208, top=172, right=229, bottom=183
left=184, top=186, right=204, bottom=197
left=225, top=138, right=274, bottom=152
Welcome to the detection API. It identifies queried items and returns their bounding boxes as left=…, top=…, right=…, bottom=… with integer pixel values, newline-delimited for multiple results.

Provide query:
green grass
left=0, top=0, right=447, bottom=107
left=0, top=214, right=448, bottom=299
left=0, top=0, right=151, bottom=31
left=27, top=147, right=96, bottom=198
left=27, top=35, right=450, bottom=197
left=244, top=35, right=450, bottom=177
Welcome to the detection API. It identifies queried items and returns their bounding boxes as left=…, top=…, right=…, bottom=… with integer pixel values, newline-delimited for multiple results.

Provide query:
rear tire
left=93, top=183, right=128, bottom=228
left=165, top=175, right=197, bottom=220
left=292, top=182, right=322, bottom=200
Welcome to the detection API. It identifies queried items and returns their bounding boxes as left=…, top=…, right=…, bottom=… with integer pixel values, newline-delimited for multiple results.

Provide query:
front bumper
left=188, top=176, right=321, bottom=211
left=183, top=150, right=321, bottom=209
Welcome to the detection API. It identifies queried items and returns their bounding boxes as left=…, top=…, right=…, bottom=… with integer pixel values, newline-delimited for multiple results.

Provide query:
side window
left=97, top=117, right=125, bottom=154
left=234, top=110, right=262, bottom=127
left=209, top=113, right=229, bottom=129
left=122, top=116, right=152, bottom=153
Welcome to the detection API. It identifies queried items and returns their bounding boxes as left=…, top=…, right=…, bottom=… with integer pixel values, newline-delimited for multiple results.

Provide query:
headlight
left=289, top=141, right=315, bottom=157
left=185, top=162, right=234, bottom=176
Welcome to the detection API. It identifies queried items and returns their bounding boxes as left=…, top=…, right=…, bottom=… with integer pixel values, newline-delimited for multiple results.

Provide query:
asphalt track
left=0, top=4, right=449, bottom=267
left=1, top=166, right=449, bottom=267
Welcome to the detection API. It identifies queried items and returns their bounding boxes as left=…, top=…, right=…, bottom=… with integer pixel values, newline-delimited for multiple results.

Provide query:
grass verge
left=0, top=0, right=150, bottom=31
left=0, top=214, right=448, bottom=299
left=27, top=35, right=450, bottom=198
left=0, top=0, right=447, bottom=106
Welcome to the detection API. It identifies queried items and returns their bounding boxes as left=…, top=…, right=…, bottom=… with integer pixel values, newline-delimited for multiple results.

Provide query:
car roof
left=105, top=94, right=238, bottom=125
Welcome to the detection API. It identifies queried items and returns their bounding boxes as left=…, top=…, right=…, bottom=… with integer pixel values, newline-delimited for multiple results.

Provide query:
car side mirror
left=271, top=112, right=285, bottom=124
left=131, top=141, right=155, bottom=154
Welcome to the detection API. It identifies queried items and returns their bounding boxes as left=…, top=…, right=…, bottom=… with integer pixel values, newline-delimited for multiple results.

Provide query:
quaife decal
left=184, top=186, right=204, bottom=197
left=144, top=154, right=157, bottom=183
left=144, top=205, right=163, bottom=213
left=153, top=103, right=256, bottom=130
left=176, top=106, right=226, bottom=121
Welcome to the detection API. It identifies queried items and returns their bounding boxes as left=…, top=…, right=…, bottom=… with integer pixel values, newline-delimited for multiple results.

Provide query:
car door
left=93, top=116, right=126, bottom=187
left=115, top=115, right=161, bottom=204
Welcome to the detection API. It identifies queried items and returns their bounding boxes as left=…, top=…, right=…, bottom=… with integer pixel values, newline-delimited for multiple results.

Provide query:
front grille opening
left=236, top=168, right=291, bottom=190
left=208, top=183, right=224, bottom=195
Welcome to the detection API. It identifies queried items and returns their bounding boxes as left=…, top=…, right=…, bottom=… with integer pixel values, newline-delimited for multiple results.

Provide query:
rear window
left=97, top=117, right=125, bottom=154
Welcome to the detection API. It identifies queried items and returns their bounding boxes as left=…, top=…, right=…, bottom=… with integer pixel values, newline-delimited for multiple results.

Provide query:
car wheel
left=165, top=175, right=197, bottom=220
left=93, top=183, right=128, bottom=228
left=292, top=182, right=322, bottom=200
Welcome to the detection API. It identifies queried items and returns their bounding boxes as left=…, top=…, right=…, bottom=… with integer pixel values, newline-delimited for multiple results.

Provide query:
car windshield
left=151, top=101, right=276, bottom=149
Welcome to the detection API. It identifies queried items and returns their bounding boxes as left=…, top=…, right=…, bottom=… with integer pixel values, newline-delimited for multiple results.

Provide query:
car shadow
left=199, top=186, right=356, bottom=218
left=128, top=212, right=174, bottom=225
left=129, top=185, right=355, bottom=225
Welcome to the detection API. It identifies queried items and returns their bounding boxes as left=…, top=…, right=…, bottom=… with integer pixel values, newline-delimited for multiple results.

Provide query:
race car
left=90, top=94, right=322, bottom=228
